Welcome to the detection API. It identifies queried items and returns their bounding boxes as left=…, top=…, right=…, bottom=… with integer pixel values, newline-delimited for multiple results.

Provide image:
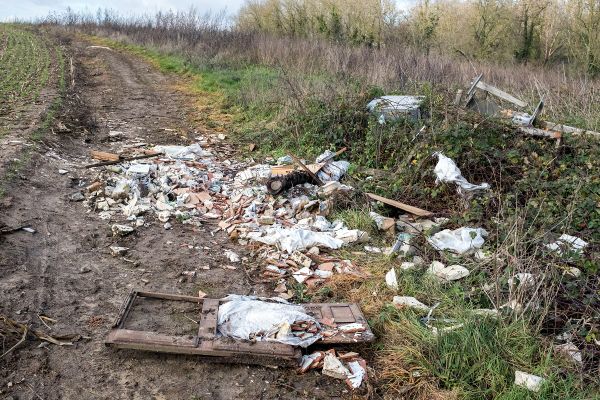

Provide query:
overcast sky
left=0, top=0, right=417, bottom=22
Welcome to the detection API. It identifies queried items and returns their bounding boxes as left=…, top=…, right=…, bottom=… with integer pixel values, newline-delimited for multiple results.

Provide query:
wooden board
left=475, top=81, right=528, bottom=108
left=105, top=291, right=374, bottom=367
left=366, top=192, right=433, bottom=217
left=271, top=163, right=325, bottom=176
left=90, top=150, right=120, bottom=162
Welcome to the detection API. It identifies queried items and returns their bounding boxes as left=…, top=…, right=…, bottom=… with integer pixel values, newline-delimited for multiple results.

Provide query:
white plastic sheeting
left=250, top=228, right=345, bottom=253
left=316, top=150, right=350, bottom=182
left=545, top=234, right=588, bottom=255
left=433, top=153, right=490, bottom=196
left=153, top=143, right=211, bottom=160
left=217, top=295, right=321, bottom=347
left=427, top=227, right=488, bottom=254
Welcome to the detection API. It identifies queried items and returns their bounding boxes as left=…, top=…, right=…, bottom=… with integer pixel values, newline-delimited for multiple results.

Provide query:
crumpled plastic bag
left=251, top=227, right=345, bottom=253
left=217, top=295, right=321, bottom=347
left=153, top=143, right=211, bottom=160
left=427, top=227, right=488, bottom=254
left=545, top=234, right=588, bottom=255
left=433, top=152, right=490, bottom=196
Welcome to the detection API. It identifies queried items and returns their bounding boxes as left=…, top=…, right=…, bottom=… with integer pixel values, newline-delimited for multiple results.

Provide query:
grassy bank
left=74, top=31, right=598, bottom=399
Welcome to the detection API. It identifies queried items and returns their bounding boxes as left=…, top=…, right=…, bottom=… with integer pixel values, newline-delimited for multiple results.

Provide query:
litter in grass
left=545, top=234, right=588, bottom=255
left=433, top=152, right=490, bottom=196
left=427, top=227, right=488, bottom=254
left=514, top=370, right=546, bottom=392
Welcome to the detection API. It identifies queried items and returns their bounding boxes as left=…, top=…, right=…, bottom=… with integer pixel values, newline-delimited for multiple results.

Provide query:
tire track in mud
left=0, top=36, right=347, bottom=399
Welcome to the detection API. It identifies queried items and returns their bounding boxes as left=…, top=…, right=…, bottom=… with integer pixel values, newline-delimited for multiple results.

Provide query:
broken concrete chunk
left=563, top=267, right=581, bottom=278
left=392, top=296, right=430, bottom=312
left=317, top=181, right=353, bottom=197
left=369, top=211, right=395, bottom=232
left=385, top=268, right=398, bottom=290
left=554, top=342, right=582, bottom=365
left=293, top=267, right=312, bottom=283
left=225, top=250, right=241, bottom=263
left=322, top=353, right=351, bottom=380
left=471, top=308, right=500, bottom=317
left=514, top=371, right=545, bottom=392
left=69, top=191, right=85, bottom=202
left=258, top=216, right=275, bottom=225
left=110, top=246, right=129, bottom=256
left=111, top=224, right=134, bottom=236
left=58, top=169, right=69, bottom=175
left=291, top=251, right=312, bottom=268
left=427, top=260, right=446, bottom=274
left=346, top=360, right=367, bottom=389
left=400, top=261, right=416, bottom=271
left=390, top=233, right=415, bottom=257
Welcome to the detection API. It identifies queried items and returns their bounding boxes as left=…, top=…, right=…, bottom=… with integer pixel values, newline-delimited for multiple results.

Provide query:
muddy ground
left=0, top=35, right=353, bottom=399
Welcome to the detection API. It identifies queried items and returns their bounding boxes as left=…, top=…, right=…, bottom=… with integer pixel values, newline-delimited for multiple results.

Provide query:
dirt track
left=0, top=35, right=348, bottom=400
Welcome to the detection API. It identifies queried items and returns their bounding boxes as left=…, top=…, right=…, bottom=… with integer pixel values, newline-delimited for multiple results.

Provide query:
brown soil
left=0, top=35, right=350, bottom=400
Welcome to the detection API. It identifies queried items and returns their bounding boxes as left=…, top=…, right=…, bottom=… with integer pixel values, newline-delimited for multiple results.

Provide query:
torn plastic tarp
left=217, top=295, right=321, bottom=347
left=433, top=153, right=490, bottom=196
left=250, top=227, right=345, bottom=253
left=427, top=227, right=488, bottom=254
left=366, top=95, right=425, bottom=124
left=153, top=143, right=211, bottom=160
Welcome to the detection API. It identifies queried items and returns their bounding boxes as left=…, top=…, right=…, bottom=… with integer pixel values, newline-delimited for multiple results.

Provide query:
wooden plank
left=136, top=291, right=204, bottom=303
left=365, top=192, right=433, bottom=217
left=519, top=126, right=562, bottom=139
left=90, top=150, right=120, bottom=162
left=501, top=108, right=600, bottom=138
left=211, top=339, right=298, bottom=357
left=197, top=299, right=219, bottom=339
left=464, top=74, right=483, bottom=106
left=475, top=81, right=528, bottom=108
left=107, top=329, right=197, bottom=348
left=112, top=290, right=137, bottom=328
left=270, top=163, right=324, bottom=176
left=290, top=154, right=324, bottom=186
left=330, top=305, right=357, bottom=323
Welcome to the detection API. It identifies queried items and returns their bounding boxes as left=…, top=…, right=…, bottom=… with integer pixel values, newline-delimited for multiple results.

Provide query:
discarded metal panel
left=367, top=95, right=425, bottom=124
left=106, top=290, right=374, bottom=367
left=463, top=74, right=600, bottom=139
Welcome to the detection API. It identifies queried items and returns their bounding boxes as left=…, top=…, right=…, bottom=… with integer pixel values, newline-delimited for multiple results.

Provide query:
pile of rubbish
left=300, top=349, right=368, bottom=389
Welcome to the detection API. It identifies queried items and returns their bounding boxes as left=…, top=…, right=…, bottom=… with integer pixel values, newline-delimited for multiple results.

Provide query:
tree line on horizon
left=237, top=0, right=600, bottom=76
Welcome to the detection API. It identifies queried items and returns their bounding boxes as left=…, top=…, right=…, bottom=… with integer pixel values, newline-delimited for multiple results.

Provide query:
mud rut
left=0, top=38, right=348, bottom=399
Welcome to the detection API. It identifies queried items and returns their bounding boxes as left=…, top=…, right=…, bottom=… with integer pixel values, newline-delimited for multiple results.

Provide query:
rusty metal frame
left=106, top=290, right=374, bottom=367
